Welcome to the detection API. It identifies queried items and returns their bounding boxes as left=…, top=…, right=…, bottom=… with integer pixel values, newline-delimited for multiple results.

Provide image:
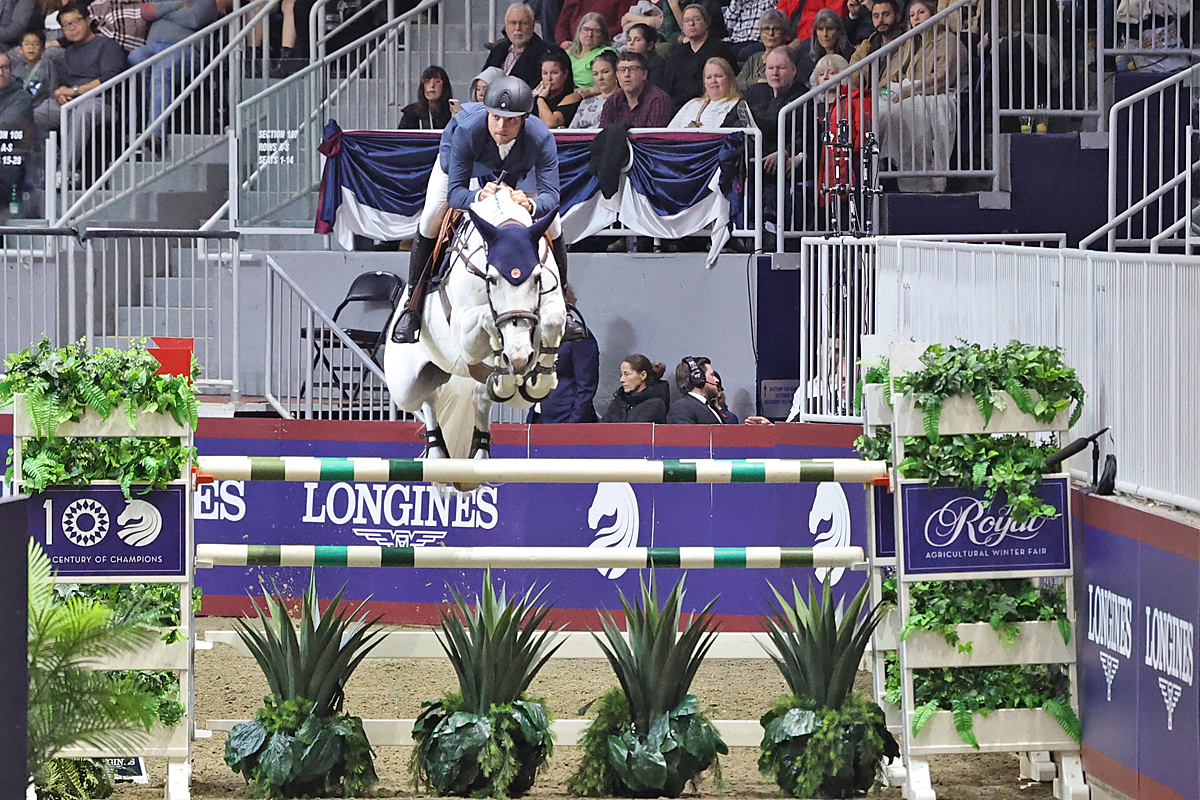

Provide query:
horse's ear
left=527, top=207, right=558, bottom=243
left=469, top=208, right=501, bottom=245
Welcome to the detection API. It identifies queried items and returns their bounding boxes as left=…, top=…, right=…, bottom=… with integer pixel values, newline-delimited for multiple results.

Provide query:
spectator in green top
left=564, top=12, right=616, bottom=90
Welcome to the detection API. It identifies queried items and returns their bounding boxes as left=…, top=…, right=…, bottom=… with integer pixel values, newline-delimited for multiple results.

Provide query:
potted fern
left=411, top=571, right=562, bottom=797
left=569, top=574, right=727, bottom=798
left=757, top=578, right=899, bottom=798
left=223, top=574, right=385, bottom=798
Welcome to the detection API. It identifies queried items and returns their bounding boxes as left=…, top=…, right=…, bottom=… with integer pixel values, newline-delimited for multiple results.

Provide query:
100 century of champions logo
left=302, top=482, right=498, bottom=546
left=1087, top=584, right=1133, bottom=701
left=1143, top=604, right=1194, bottom=731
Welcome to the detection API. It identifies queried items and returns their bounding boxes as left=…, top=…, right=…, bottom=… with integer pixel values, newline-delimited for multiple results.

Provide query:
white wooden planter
left=902, top=621, right=1074, bottom=669
left=13, top=394, right=189, bottom=438
left=59, top=722, right=189, bottom=759
left=908, top=708, right=1077, bottom=756
left=891, top=391, right=1070, bottom=437
left=863, top=383, right=893, bottom=427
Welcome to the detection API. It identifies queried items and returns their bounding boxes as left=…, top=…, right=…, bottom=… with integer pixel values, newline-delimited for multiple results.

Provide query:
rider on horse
left=391, top=76, right=567, bottom=345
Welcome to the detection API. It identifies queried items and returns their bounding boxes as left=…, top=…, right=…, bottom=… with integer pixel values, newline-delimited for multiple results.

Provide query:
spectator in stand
left=623, top=23, right=665, bottom=88
left=721, top=0, right=775, bottom=57
left=468, top=66, right=505, bottom=103
left=484, top=3, right=551, bottom=91
left=569, top=49, right=617, bottom=127
left=526, top=0, right=559, bottom=44
left=849, top=0, right=901, bottom=65
left=399, top=66, right=455, bottom=129
left=791, top=9, right=853, bottom=90
left=842, top=0, right=875, bottom=45
left=12, top=30, right=56, bottom=106
left=736, top=8, right=787, bottom=93
left=600, top=50, right=673, bottom=126
left=664, top=356, right=770, bottom=424
left=534, top=49, right=581, bottom=127
left=88, top=0, right=148, bottom=53
left=659, top=0, right=723, bottom=49
left=271, top=0, right=312, bottom=78
left=662, top=4, right=736, bottom=109
left=563, top=12, right=617, bottom=90
left=34, top=3, right=128, bottom=169
left=876, top=0, right=967, bottom=192
left=0, top=0, right=37, bottom=51
left=742, top=47, right=803, bottom=175
left=601, top=354, right=669, bottom=423
left=528, top=286, right=599, bottom=423
left=40, top=0, right=64, bottom=49
left=555, top=0, right=627, bottom=48
left=781, top=0, right=846, bottom=52
left=669, top=57, right=751, bottom=127
left=131, top=0, right=229, bottom=150
left=709, top=371, right=738, bottom=423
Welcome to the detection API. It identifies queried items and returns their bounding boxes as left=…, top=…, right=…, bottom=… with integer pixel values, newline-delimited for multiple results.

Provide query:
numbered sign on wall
left=29, top=486, right=186, bottom=578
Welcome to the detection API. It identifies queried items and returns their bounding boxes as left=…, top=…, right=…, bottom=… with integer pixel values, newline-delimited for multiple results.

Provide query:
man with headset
left=391, top=76, right=567, bottom=345
left=665, top=356, right=771, bottom=424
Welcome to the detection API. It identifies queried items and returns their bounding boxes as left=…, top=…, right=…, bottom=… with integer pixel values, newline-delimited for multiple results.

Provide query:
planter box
left=875, top=607, right=900, bottom=651
left=908, top=707, right=1078, bottom=755
left=88, top=630, right=190, bottom=671
left=863, top=383, right=893, bottom=427
left=13, top=394, right=189, bottom=438
left=892, top=391, right=1070, bottom=437
left=902, top=621, right=1075, bottom=669
left=58, top=722, right=188, bottom=759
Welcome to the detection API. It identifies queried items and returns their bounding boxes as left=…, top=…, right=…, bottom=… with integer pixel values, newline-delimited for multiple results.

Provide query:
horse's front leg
left=419, top=400, right=450, bottom=459
left=469, top=381, right=492, bottom=460
left=520, top=306, right=567, bottom=402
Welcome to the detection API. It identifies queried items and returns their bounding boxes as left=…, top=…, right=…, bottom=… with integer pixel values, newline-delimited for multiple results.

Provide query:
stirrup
left=469, top=428, right=492, bottom=459
left=423, top=427, right=449, bottom=458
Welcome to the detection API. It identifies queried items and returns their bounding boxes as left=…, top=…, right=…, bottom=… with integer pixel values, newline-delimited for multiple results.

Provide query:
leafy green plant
left=14, top=436, right=195, bottom=497
left=853, top=356, right=891, bottom=414
left=411, top=571, right=562, bottom=798
left=757, top=579, right=897, bottom=798
left=853, top=427, right=892, bottom=463
left=27, top=540, right=160, bottom=791
left=224, top=574, right=385, bottom=798
left=63, top=583, right=203, bottom=644
left=569, top=574, right=727, bottom=798
left=39, top=758, right=115, bottom=800
left=567, top=688, right=631, bottom=797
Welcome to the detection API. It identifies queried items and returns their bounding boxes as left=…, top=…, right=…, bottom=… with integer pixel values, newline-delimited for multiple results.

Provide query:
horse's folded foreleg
left=518, top=344, right=560, bottom=402
left=420, top=401, right=451, bottom=459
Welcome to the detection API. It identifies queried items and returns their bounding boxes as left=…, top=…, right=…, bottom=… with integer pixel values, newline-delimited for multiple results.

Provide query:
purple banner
left=900, top=478, right=1070, bottom=577
left=28, top=486, right=186, bottom=578
left=873, top=484, right=895, bottom=559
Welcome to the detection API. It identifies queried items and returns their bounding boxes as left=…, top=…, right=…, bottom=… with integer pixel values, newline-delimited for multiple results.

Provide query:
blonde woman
left=668, top=57, right=752, bottom=129
left=565, top=12, right=617, bottom=91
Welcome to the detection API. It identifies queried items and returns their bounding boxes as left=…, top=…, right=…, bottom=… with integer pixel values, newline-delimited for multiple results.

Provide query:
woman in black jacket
left=601, top=354, right=670, bottom=423
left=399, top=66, right=455, bottom=130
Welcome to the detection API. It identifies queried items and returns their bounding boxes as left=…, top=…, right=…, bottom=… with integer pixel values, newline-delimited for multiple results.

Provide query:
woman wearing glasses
left=737, top=8, right=789, bottom=93
left=561, top=12, right=618, bottom=90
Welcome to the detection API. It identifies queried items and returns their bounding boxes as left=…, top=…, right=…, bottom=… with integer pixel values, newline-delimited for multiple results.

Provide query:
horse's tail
left=433, top=374, right=479, bottom=459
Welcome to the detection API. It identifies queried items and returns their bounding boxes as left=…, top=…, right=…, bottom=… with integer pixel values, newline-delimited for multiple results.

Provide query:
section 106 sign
left=29, top=486, right=186, bottom=578
left=899, top=478, right=1070, bottom=577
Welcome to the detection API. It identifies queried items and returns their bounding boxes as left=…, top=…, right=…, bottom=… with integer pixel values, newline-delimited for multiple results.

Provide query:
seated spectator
left=33, top=3, right=128, bottom=169
left=669, top=57, right=751, bottom=127
left=41, top=0, right=65, bottom=49
left=620, top=0, right=663, bottom=43
left=569, top=49, right=618, bottom=127
left=131, top=0, right=228, bottom=148
left=664, top=356, right=770, bottom=424
left=564, top=12, right=617, bottom=90
left=600, top=50, right=673, bottom=126
left=722, top=0, right=776, bottom=53
left=849, top=0, right=901, bottom=66
left=736, top=9, right=787, bottom=93
left=876, top=0, right=967, bottom=192
left=467, top=66, right=504, bottom=103
left=12, top=30, right=56, bottom=106
left=842, top=0, right=875, bottom=45
left=0, top=0, right=37, bottom=52
left=534, top=49, right=582, bottom=127
left=781, top=0, right=846, bottom=51
left=484, top=3, right=550, bottom=91
left=623, top=22, right=665, bottom=88
left=556, top=0, right=627, bottom=48
left=88, top=0, right=148, bottom=53
left=399, top=66, right=455, bottom=129
left=659, top=0, right=725, bottom=49
left=791, top=9, right=854, bottom=90
left=0, top=52, right=32, bottom=215
left=528, top=287, right=599, bottom=423
left=662, top=4, right=736, bottom=109
left=709, top=372, right=738, bottom=423
left=741, top=47, right=803, bottom=176
left=600, top=354, right=669, bottom=423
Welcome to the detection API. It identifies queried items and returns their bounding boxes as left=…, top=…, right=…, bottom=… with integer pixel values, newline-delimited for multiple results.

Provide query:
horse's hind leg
left=469, top=381, right=493, bottom=460
left=419, top=399, right=451, bottom=459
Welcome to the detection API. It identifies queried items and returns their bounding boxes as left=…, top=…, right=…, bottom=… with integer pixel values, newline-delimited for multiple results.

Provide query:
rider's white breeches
left=419, top=161, right=562, bottom=240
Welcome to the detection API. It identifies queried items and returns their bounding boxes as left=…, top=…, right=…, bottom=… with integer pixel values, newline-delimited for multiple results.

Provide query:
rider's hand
left=509, top=189, right=535, bottom=213
left=478, top=182, right=500, bottom=200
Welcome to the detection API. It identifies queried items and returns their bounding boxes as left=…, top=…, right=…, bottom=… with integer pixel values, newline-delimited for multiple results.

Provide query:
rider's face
left=488, top=112, right=525, bottom=145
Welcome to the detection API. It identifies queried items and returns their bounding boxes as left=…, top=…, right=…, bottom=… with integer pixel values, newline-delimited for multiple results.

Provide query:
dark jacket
left=742, top=79, right=804, bottom=152
left=528, top=307, right=599, bottom=423
left=398, top=101, right=453, bottom=130
left=662, top=35, right=738, bottom=110
left=664, top=392, right=728, bottom=424
left=601, top=379, right=670, bottom=423
left=483, top=33, right=550, bottom=91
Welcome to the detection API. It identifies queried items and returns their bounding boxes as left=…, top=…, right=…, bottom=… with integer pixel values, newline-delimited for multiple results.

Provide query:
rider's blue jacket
left=439, top=102, right=561, bottom=219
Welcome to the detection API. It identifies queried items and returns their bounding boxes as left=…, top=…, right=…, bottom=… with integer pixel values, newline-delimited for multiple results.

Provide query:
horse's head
left=467, top=200, right=558, bottom=375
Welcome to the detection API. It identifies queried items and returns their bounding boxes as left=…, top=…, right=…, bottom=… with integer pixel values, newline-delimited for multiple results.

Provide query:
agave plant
left=571, top=573, right=727, bottom=798
left=224, top=572, right=385, bottom=798
left=411, top=571, right=562, bottom=798
left=27, top=540, right=159, bottom=793
left=758, top=578, right=898, bottom=798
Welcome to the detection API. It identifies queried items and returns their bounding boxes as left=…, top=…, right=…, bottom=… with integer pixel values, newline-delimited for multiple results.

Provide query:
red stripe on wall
left=1081, top=745, right=1144, bottom=799
left=1074, top=491, right=1200, bottom=562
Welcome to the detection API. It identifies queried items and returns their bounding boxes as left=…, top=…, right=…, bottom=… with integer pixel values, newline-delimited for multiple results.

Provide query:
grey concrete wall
left=247, top=250, right=761, bottom=420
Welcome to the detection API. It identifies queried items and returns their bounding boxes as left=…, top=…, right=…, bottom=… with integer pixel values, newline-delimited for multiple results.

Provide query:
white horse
left=383, top=190, right=566, bottom=461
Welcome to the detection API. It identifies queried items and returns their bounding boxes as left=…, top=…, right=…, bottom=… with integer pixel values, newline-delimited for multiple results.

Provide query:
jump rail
left=195, top=457, right=887, bottom=484
left=194, top=545, right=865, bottom=569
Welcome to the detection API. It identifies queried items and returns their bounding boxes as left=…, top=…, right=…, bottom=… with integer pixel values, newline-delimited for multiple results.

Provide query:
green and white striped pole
left=197, top=456, right=887, bottom=485
left=195, top=544, right=865, bottom=570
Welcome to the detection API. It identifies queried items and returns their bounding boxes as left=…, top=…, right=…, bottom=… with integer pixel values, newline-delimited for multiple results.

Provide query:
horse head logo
left=587, top=483, right=640, bottom=580
left=467, top=206, right=558, bottom=286
left=809, top=482, right=851, bottom=586
left=117, top=498, right=162, bottom=547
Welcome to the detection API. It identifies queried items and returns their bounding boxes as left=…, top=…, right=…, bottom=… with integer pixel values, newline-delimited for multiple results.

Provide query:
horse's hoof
left=453, top=482, right=483, bottom=492
left=487, top=372, right=518, bottom=402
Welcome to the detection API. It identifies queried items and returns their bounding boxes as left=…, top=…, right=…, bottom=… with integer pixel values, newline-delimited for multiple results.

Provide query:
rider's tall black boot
left=391, top=234, right=436, bottom=344
left=551, top=234, right=569, bottom=287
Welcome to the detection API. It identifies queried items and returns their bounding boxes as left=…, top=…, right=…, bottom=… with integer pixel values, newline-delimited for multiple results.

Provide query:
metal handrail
left=309, top=0, right=395, bottom=61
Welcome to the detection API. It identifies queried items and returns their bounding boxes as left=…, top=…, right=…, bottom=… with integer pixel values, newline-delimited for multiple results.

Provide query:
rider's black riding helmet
left=483, top=76, right=535, bottom=117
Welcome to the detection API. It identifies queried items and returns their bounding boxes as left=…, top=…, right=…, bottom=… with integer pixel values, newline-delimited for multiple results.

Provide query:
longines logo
left=300, top=482, right=499, bottom=547
left=1087, top=583, right=1133, bottom=703
left=1143, top=604, right=1194, bottom=732
left=924, top=497, right=1047, bottom=549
